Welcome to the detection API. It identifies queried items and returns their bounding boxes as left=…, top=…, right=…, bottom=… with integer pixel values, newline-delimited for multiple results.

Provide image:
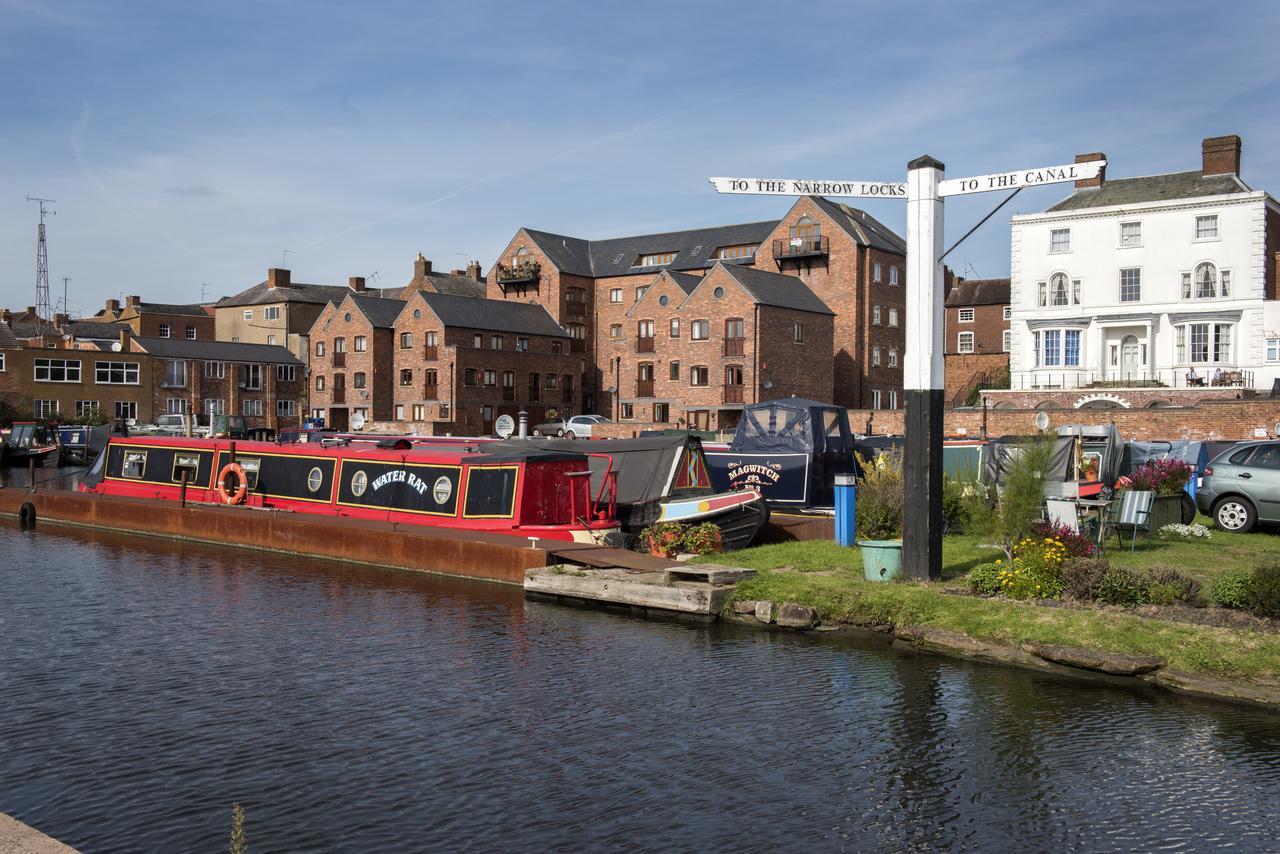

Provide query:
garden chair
left=1045, top=498, right=1081, bottom=533
left=1106, top=490, right=1154, bottom=552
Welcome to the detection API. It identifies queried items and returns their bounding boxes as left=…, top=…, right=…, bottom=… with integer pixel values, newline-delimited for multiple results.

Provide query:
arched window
left=790, top=216, right=819, bottom=240
left=1050, top=273, right=1070, bottom=306
left=1183, top=262, right=1230, bottom=300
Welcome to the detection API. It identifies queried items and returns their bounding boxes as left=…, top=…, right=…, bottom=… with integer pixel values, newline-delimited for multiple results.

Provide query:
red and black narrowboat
left=79, top=435, right=619, bottom=543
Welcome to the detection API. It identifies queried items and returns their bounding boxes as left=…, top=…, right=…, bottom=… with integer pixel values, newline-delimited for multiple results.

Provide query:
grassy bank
left=710, top=521, right=1280, bottom=681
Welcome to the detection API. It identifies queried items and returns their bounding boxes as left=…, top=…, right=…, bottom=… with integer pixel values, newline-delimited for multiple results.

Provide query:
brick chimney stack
left=267, top=268, right=292, bottom=289
left=467, top=260, right=482, bottom=281
left=349, top=276, right=366, bottom=293
left=414, top=252, right=431, bottom=279
left=1202, top=135, right=1242, bottom=176
left=54, top=312, right=68, bottom=327
left=125, top=295, right=140, bottom=308
left=105, top=297, right=120, bottom=314
left=119, top=327, right=133, bottom=351
left=1074, top=152, right=1106, bottom=189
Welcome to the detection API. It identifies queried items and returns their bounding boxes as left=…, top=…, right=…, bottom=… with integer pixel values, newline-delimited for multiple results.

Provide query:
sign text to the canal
left=938, top=159, right=1105, bottom=196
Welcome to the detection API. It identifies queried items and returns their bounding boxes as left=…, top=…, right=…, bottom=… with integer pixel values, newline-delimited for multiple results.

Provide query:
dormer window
left=714, top=244, right=757, bottom=260
left=634, top=252, right=676, bottom=267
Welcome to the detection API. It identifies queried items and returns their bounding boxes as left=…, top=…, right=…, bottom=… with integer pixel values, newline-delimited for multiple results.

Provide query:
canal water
left=2, top=500, right=1280, bottom=850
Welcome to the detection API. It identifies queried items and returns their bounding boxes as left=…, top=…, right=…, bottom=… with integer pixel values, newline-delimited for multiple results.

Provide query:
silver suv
left=1197, top=441, right=1280, bottom=532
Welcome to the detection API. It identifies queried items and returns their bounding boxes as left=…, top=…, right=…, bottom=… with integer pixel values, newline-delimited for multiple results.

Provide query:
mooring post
left=179, top=470, right=188, bottom=508
left=28, top=457, right=35, bottom=493
left=903, top=155, right=946, bottom=581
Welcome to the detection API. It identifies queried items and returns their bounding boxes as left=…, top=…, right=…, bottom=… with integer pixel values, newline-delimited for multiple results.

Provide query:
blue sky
left=2, top=0, right=1278, bottom=314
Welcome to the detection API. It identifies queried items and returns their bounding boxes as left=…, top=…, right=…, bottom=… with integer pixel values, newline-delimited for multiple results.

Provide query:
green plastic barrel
left=858, top=540, right=903, bottom=582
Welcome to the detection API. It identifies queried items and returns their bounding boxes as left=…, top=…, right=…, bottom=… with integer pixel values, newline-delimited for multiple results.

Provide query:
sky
left=1, top=0, right=1278, bottom=315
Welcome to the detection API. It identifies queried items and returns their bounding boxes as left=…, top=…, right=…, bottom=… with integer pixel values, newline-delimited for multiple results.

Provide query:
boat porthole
left=432, top=476, right=452, bottom=505
left=351, top=470, right=368, bottom=497
left=306, top=467, right=323, bottom=493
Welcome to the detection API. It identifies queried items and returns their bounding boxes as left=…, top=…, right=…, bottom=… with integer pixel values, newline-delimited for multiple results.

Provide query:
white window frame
left=206, top=399, right=225, bottom=417
left=243, top=309, right=253, bottom=320
left=242, top=363, right=263, bottom=390
left=1119, top=221, right=1142, bottom=247
left=691, top=320, right=709, bottom=341
left=95, top=361, right=140, bottom=385
left=889, top=266, right=899, bottom=286
left=888, top=308, right=899, bottom=328
left=204, top=361, right=226, bottom=379
left=114, top=401, right=137, bottom=420
left=1195, top=215, right=1219, bottom=241
left=958, top=308, right=974, bottom=323
left=34, top=399, right=59, bottom=417
left=793, top=323, right=804, bottom=343
left=278, top=399, right=297, bottom=417
left=162, top=360, right=187, bottom=388
left=353, top=335, right=367, bottom=352
left=872, top=262, right=882, bottom=282
left=1002, top=306, right=1012, bottom=321
left=242, top=398, right=263, bottom=416
left=1002, top=329, right=1012, bottom=352
left=888, top=389, right=898, bottom=409
left=957, top=332, right=974, bottom=354
left=185, top=325, right=197, bottom=340
left=1267, top=337, right=1280, bottom=363
left=166, top=398, right=185, bottom=416
left=871, top=346, right=881, bottom=366
left=74, top=400, right=99, bottom=417
left=888, top=348, right=898, bottom=368
left=872, top=305, right=881, bottom=325
left=1175, top=322, right=1234, bottom=365
left=0, top=352, right=5, bottom=372
left=871, top=389, right=881, bottom=410
left=1049, top=228, right=1071, bottom=253
left=263, top=306, right=281, bottom=321
left=610, top=288, right=623, bottom=304
left=158, top=323, right=171, bottom=338
left=1119, top=268, right=1141, bottom=303
left=277, top=364, right=296, bottom=382
left=35, top=358, right=82, bottom=383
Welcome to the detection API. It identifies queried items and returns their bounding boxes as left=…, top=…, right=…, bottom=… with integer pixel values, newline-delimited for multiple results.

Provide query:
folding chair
left=1106, top=490, right=1154, bottom=552
left=1045, top=498, right=1081, bottom=533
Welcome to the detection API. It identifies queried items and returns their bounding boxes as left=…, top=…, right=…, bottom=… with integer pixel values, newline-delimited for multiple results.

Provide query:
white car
left=531, top=414, right=610, bottom=439
left=132, top=414, right=210, bottom=437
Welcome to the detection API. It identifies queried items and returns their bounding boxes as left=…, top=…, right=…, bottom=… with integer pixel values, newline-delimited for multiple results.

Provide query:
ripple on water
left=1, top=521, right=1279, bottom=852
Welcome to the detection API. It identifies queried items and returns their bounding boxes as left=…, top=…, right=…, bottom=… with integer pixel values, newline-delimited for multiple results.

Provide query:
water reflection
left=1, top=522, right=1278, bottom=852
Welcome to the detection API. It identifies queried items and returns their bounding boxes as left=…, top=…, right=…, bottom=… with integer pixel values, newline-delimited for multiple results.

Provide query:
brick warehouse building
left=0, top=325, right=304, bottom=430
left=92, top=295, right=215, bottom=340
left=943, top=278, right=1011, bottom=407
left=597, top=264, right=835, bottom=430
left=485, top=194, right=908, bottom=415
left=308, top=290, right=578, bottom=435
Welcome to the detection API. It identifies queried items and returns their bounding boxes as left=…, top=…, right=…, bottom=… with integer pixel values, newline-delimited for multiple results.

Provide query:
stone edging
left=727, top=601, right=1280, bottom=711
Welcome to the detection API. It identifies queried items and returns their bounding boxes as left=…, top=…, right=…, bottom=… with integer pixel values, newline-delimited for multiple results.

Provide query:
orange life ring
left=218, top=462, right=248, bottom=505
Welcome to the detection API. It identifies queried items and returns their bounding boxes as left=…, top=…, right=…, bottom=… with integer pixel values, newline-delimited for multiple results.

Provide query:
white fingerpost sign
left=939, top=159, right=1105, bottom=197
left=709, top=177, right=906, bottom=199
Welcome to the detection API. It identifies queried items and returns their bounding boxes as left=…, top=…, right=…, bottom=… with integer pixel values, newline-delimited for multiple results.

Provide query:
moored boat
left=3, top=422, right=59, bottom=467
left=80, top=435, right=619, bottom=543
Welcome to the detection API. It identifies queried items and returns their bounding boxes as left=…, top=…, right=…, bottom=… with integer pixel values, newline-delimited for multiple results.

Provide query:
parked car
left=131, top=414, right=210, bottom=437
left=531, top=414, right=610, bottom=439
left=1197, top=441, right=1280, bottom=532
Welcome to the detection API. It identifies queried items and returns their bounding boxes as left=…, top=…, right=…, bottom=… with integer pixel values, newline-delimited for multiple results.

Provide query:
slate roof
left=348, top=294, right=407, bottom=329
left=416, top=271, right=487, bottom=299
left=666, top=270, right=703, bottom=295
left=719, top=264, right=834, bottom=315
left=1046, top=171, right=1251, bottom=212
left=0, top=320, right=19, bottom=349
left=417, top=291, right=569, bottom=337
left=811, top=196, right=907, bottom=254
left=520, top=196, right=907, bottom=278
left=945, top=278, right=1010, bottom=307
left=133, top=337, right=303, bottom=365
left=127, top=302, right=210, bottom=317
left=215, top=280, right=401, bottom=308
left=7, top=319, right=121, bottom=339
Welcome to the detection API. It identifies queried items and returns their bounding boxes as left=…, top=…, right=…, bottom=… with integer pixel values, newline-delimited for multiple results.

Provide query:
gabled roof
left=347, top=294, right=407, bottom=329
left=521, top=229, right=595, bottom=277
left=133, top=337, right=303, bottom=365
left=7, top=319, right=121, bottom=339
left=666, top=270, right=702, bottom=295
left=810, top=196, right=907, bottom=254
left=0, top=320, right=19, bottom=349
left=124, top=302, right=210, bottom=317
left=215, top=280, right=401, bottom=308
left=717, top=264, right=834, bottom=315
left=945, top=278, right=1010, bottom=307
left=415, top=271, right=486, bottom=299
left=415, top=291, right=568, bottom=338
left=1046, top=170, right=1251, bottom=212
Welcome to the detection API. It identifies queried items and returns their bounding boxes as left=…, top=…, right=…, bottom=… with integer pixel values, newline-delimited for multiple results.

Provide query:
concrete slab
left=0, top=814, right=78, bottom=853
left=663, top=564, right=756, bottom=585
left=525, top=567, right=728, bottom=615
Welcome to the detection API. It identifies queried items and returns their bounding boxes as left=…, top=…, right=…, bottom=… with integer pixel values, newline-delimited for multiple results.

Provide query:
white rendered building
left=1008, top=136, right=1280, bottom=398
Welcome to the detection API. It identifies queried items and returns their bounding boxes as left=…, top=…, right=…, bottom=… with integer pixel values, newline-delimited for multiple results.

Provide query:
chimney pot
left=414, top=254, right=432, bottom=278
left=467, top=260, right=482, bottom=281
left=1202, top=134, right=1242, bottom=176
left=349, top=276, right=366, bottom=293
left=450, top=268, right=465, bottom=276
left=1074, top=152, right=1106, bottom=189
left=268, top=268, right=292, bottom=289
left=106, top=297, right=120, bottom=313
left=125, top=295, right=140, bottom=308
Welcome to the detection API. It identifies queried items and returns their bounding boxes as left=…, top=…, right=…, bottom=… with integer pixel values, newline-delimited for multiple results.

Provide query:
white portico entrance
left=1098, top=315, right=1154, bottom=384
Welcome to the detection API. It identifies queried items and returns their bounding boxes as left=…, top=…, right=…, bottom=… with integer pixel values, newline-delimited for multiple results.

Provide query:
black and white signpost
left=709, top=155, right=1104, bottom=580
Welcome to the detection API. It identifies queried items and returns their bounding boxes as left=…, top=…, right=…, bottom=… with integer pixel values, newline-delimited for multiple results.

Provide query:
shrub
left=1209, top=567, right=1254, bottom=609
left=855, top=450, right=904, bottom=540
left=683, top=522, right=724, bottom=556
left=1062, top=557, right=1109, bottom=601
left=991, top=536, right=1066, bottom=600
left=1245, top=562, right=1280, bottom=619
left=1124, top=459, right=1193, bottom=496
left=966, top=436, right=1054, bottom=564
left=640, top=521, right=687, bottom=558
left=1031, top=520, right=1100, bottom=558
left=1146, top=565, right=1202, bottom=606
left=1157, top=523, right=1212, bottom=541
left=968, top=561, right=1003, bottom=595
left=1092, top=565, right=1150, bottom=606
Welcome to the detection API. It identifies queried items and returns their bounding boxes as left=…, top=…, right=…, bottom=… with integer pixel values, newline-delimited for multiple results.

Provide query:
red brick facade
left=307, top=296, right=398, bottom=430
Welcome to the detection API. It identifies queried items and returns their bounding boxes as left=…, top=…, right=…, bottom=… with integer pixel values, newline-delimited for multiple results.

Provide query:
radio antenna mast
left=27, top=196, right=56, bottom=335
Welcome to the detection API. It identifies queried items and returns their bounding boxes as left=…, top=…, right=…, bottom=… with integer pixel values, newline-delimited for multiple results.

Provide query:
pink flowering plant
left=1124, top=459, right=1193, bottom=496
left=1031, top=520, right=1100, bottom=558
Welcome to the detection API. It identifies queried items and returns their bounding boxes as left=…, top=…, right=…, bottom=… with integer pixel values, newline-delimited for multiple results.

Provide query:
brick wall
left=944, top=301, right=1007, bottom=355
left=944, top=353, right=1009, bottom=406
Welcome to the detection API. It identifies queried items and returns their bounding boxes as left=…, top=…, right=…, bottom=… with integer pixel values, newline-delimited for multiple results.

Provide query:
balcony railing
left=332, top=388, right=346, bottom=404
left=496, top=261, right=541, bottom=284
left=423, top=384, right=438, bottom=400
left=1003, top=368, right=1257, bottom=392
left=332, top=352, right=346, bottom=368
left=773, top=235, right=828, bottom=260
left=636, top=379, right=654, bottom=398
left=636, top=336, right=655, bottom=353
left=723, top=385, right=744, bottom=404
left=424, top=345, right=438, bottom=361
left=723, top=337, right=745, bottom=357
left=570, top=339, right=586, bottom=353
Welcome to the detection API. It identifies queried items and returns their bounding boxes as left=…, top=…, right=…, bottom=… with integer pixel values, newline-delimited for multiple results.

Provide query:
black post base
left=903, top=389, right=944, bottom=581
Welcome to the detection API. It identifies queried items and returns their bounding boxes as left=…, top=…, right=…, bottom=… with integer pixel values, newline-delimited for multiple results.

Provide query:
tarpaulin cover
left=728, top=398, right=853, bottom=455
left=492, top=435, right=703, bottom=505
left=1056, top=423, right=1124, bottom=487
left=982, top=435, right=1076, bottom=486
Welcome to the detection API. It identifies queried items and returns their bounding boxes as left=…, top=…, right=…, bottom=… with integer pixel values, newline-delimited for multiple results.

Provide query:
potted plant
left=1122, top=459, right=1193, bottom=532
left=640, top=521, right=688, bottom=558
left=854, top=451, right=904, bottom=581
left=683, top=522, right=724, bottom=556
